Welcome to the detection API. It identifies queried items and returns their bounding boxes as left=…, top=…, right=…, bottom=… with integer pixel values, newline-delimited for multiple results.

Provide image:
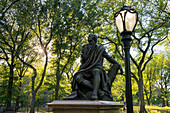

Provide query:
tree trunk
left=166, top=98, right=169, bottom=106
left=30, top=91, right=36, bottom=113
left=146, top=96, right=150, bottom=106
left=138, top=79, right=146, bottom=113
left=15, top=96, right=19, bottom=107
left=162, top=98, right=165, bottom=107
left=165, top=85, right=169, bottom=106
left=144, top=88, right=150, bottom=106
left=147, top=99, right=150, bottom=106
left=6, top=66, right=14, bottom=109
left=146, top=93, right=151, bottom=106
left=55, top=74, right=60, bottom=100
left=27, top=93, right=30, bottom=113
left=15, top=78, right=22, bottom=108
left=137, top=68, right=148, bottom=113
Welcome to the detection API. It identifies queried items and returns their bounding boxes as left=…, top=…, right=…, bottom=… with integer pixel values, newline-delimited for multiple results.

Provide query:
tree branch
left=132, top=34, right=144, bottom=53
left=38, top=16, right=43, bottom=47
left=142, top=36, right=167, bottom=72
left=139, top=36, right=151, bottom=66
left=60, top=35, right=78, bottom=77
left=16, top=32, right=30, bottom=53
left=1, top=37, right=13, bottom=49
left=35, top=50, right=48, bottom=93
left=0, top=0, right=21, bottom=19
left=131, top=72, right=139, bottom=83
left=0, top=45, right=9, bottom=65
left=130, top=54, right=139, bottom=68
left=98, top=36, right=124, bottom=60
left=45, top=19, right=54, bottom=49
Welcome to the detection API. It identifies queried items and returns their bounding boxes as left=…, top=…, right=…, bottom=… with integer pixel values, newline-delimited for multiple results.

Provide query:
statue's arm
left=80, top=45, right=86, bottom=63
left=103, top=50, right=119, bottom=64
left=103, top=50, right=123, bottom=74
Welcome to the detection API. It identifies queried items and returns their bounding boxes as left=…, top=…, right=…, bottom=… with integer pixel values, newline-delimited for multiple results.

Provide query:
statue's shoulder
left=97, top=44, right=105, bottom=50
left=82, top=44, right=89, bottom=48
left=83, top=44, right=89, bottom=46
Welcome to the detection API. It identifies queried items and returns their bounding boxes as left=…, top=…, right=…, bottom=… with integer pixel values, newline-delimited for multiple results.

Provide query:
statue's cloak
left=72, top=44, right=111, bottom=95
left=63, top=44, right=120, bottom=100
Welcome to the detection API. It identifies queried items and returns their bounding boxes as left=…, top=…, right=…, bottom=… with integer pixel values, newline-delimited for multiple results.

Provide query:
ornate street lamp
left=114, top=6, right=138, bottom=36
left=114, top=6, right=138, bottom=113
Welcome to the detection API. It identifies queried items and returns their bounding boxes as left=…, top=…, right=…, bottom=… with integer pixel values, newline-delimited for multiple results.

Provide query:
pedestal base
left=47, top=100, right=124, bottom=113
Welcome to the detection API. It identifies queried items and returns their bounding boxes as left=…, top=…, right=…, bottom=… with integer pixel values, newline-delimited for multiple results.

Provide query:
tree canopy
left=0, top=0, right=169, bottom=113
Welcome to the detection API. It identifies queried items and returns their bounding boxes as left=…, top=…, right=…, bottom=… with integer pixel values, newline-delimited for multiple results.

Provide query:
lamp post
left=114, top=6, right=138, bottom=113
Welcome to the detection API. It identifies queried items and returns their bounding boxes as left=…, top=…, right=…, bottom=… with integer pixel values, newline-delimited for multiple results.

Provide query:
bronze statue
left=64, top=34, right=123, bottom=101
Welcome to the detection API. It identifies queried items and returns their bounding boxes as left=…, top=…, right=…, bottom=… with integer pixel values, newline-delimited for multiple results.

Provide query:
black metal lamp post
left=114, top=6, right=138, bottom=113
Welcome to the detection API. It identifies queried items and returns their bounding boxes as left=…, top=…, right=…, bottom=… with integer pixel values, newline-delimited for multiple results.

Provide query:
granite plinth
left=47, top=100, right=124, bottom=113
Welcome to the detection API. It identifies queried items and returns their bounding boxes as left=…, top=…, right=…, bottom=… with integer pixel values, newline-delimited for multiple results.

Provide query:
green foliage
left=0, top=0, right=169, bottom=111
left=111, top=75, right=125, bottom=102
left=154, top=51, right=170, bottom=106
left=0, top=64, right=9, bottom=105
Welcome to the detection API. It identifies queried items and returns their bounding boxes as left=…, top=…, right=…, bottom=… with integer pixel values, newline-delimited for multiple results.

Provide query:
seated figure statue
left=64, top=34, right=123, bottom=101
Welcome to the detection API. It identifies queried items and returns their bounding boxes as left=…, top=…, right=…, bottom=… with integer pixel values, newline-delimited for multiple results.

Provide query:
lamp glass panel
left=115, top=13, right=124, bottom=33
left=125, top=11, right=137, bottom=31
left=120, top=10, right=126, bottom=20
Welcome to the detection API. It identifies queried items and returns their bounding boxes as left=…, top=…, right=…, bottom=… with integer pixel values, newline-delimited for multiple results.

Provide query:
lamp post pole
left=114, top=6, right=138, bottom=113
left=121, top=32, right=133, bottom=113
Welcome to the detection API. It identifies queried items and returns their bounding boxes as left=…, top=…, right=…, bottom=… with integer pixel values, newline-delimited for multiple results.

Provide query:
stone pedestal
left=47, top=100, right=124, bottom=113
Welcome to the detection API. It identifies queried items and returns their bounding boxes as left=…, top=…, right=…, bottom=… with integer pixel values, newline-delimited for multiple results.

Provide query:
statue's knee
left=76, top=74, right=84, bottom=83
left=93, top=68, right=100, bottom=75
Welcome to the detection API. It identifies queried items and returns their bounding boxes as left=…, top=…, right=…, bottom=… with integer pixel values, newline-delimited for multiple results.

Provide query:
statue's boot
left=98, top=89, right=105, bottom=98
left=92, top=92, right=98, bottom=100
left=63, top=91, right=77, bottom=100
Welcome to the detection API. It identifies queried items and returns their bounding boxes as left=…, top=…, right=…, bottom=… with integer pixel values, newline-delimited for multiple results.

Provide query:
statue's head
left=88, top=34, right=97, bottom=45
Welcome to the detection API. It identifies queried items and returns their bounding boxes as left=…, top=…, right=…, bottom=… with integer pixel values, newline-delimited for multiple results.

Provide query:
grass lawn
left=17, top=107, right=52, bottom=113
left=133, top=106, right=170, bottom=113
